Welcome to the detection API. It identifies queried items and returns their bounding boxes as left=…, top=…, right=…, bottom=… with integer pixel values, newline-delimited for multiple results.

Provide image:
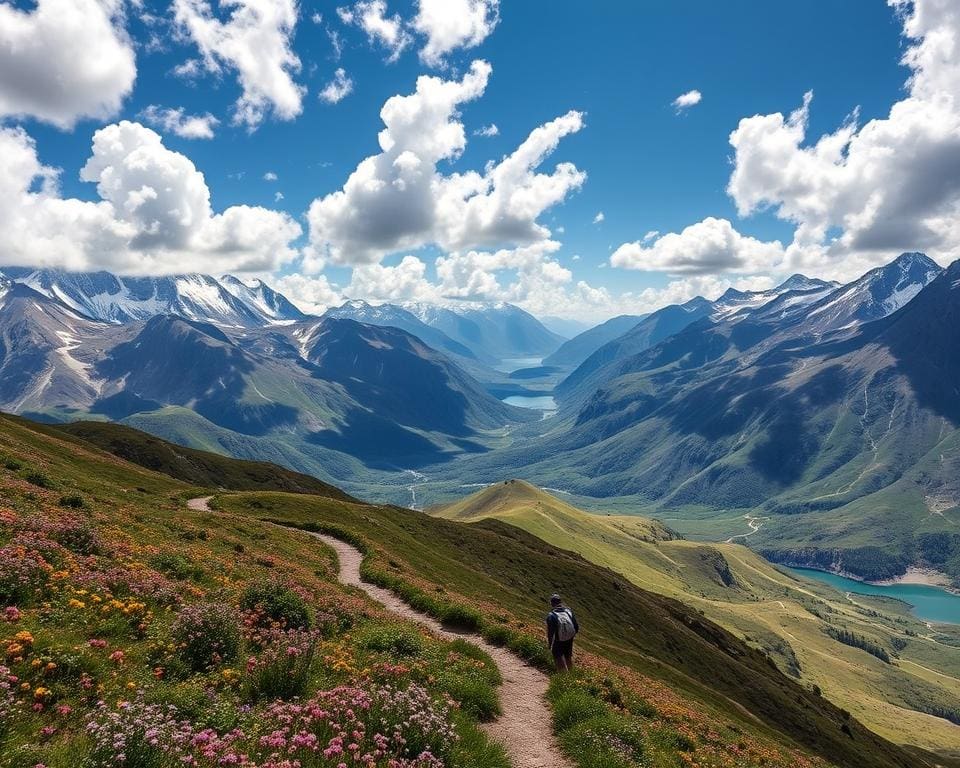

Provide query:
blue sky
left=2, top=0, right=958, bottom=321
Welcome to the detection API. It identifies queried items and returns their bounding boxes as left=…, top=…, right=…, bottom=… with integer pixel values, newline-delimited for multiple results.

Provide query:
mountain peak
left=775, top=274, right=833, bottom=292
left=892, top=251, right=939, bottom=270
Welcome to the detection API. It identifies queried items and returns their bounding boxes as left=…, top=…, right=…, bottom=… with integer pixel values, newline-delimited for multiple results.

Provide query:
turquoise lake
left=789, top=567, right=960, bottom=624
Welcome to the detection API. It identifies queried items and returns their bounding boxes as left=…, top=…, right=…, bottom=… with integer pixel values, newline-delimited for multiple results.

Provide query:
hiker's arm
left=545, top=615, right=555, bottom=645
left=572, top=613, right=579, bottom=633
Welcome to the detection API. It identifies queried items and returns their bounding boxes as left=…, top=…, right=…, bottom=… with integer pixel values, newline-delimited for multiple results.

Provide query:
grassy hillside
left=216, top=495, right=938, bottom=768
left=0, top=414, right=948, bottom=768
left=51, top=419, right=357, bottom=500
left=432, top=482, right=960, bottom=757
left=0, top=414, right=515, bottom=768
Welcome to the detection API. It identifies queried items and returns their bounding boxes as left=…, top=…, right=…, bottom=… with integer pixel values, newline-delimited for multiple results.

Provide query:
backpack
left=554, top=608, right=577, bottom=642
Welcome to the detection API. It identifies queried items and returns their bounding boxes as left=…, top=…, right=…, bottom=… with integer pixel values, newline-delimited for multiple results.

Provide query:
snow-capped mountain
left=219, top=275, right=307, bottom=323
left=794, top=252, right=942, bottom=335
left=708, top=275, right=836, bottom=321
left=399, top=301, right=565, bottom=361
left=322, top=300, right=479, bottom=363
left=0, top=268, right=308, bottom=327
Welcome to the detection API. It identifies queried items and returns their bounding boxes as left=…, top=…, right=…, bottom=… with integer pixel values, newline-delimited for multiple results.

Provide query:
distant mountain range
left=439, top=253, right=960, bottom=583
left=0, top=267, right=557, bottom=482
left=2, top=254, right=958, bottom=583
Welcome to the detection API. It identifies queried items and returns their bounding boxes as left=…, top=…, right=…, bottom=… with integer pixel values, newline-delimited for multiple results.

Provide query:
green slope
left=51, top=419, right=357, bottom=500
left=432, top=481, right=960, bottom=757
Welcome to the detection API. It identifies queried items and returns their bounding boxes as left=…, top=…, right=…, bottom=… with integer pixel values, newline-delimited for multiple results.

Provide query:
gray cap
left=550, top=593, right=562, bottom=606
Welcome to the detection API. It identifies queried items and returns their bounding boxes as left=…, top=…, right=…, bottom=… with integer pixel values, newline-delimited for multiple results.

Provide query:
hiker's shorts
left=552, top=638, right=573, bottom=660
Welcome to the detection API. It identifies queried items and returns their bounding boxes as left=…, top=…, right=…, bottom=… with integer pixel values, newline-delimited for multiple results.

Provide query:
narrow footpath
left=187, top=497, right=572, bottom=768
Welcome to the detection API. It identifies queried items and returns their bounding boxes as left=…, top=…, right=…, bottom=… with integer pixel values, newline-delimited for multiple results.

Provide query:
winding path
left=187, top=497, right=571, bottom=768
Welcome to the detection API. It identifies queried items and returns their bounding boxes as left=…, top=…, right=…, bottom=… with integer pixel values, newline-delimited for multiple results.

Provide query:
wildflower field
left=0, top=416, right=507, bottom=768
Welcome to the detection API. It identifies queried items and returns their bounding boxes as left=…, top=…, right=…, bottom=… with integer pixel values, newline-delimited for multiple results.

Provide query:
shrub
left=552, top=690, right=607, bottom=732
left=50, top=522, right=102, bottom=556
left=245, top=630, right=319, bottom=702
left=359, top=624, right=425, bottom=657
left=171, top=603, right=241, bottom=671
left=58, top=495, right=85, bottom=509
left=149, top=552, right=204, bottom=582
left=440, top=674, right=500, bottom=721
left=558, top=713, right=646, bottom=768
left=0, top=541, right=53, bottom=605
left=2, top=457, right=23, bottom=471
left=240, top=579, right=310, bottom=629
left=22, top=471, right=53, bottom=489
left=440, top=603, right=483, bottom=631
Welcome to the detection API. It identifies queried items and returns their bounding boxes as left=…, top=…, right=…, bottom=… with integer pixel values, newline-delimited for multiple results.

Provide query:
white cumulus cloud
left=0, top=122, right=301, bottom=275
left=673, top=89, right=702, bottom=112
left=726, top=0, right=960, bottom=276
left=610, top=217, right=785, bottom=275
left=140, top=106, right=220, bottom=139
left=319, top=68, right=354, bottom=104
left=304, top=60, right=585, bottom=269
left=173, top=0, right=304, bottom=129
left=412, top=0, right=499, bottom=67
left=0, top=0, right=136, bottom=129
left=337, top=0, right=411, bottom=62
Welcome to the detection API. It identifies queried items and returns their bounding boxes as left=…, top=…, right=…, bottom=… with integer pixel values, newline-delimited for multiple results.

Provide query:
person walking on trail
left=546, top=593, right=579, bottom=671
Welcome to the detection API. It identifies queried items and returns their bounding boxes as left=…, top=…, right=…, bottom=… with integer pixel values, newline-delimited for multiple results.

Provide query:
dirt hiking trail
left=187, top=497, right=572, bottom=768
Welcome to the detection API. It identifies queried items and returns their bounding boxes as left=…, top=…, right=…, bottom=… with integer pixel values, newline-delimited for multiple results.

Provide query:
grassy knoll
left=432, top=481, right=960, bottom=758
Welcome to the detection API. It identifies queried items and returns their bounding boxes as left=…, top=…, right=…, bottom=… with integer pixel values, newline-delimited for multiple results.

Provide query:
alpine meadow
left=1, top=2, right=960, bottom=768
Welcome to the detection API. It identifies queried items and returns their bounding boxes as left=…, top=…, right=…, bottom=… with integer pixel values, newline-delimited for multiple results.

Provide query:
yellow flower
left=34, top=686, right=50, bottom=699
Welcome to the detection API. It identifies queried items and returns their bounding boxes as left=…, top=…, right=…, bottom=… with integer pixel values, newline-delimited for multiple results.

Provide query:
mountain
left=0, top=280, right=531, bottom=474
left=776, top=274, right=838, bottom=292
left=0, top=267, right=307, bottom=327
left=543, top=313, right=647, bottom=369
left=323, top=300, right=482, bottom=364
left=298, top=318, right=525, bottom=438
left=455, top=258, right=960, bottom=585
left=786, top=252, right=942, bottom=336
left=432, top=481, right=960, bottom=754
left=538, top=315, right=591, bottom=338
left=219, top=275, right=308, bottom=322
left=555, top=297, right=715, bottom=406
left=555, top=258, right=939, bottom=409
left=434, top=479, right=677, bottom=543
left=401, top=301, right=565, bottom=361
left=0, top=281, right=115, bottom=415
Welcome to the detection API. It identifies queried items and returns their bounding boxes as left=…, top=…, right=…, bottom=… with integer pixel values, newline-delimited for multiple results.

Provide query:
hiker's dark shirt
left=546, top=606, right=579, bottom=647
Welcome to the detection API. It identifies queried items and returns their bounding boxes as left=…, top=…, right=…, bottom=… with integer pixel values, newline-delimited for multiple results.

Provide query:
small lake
left=789, top=567, right=960, bottom=624
left=494, top=357, right=544, bottom=374
left=502, top=394, right=557, bottom=412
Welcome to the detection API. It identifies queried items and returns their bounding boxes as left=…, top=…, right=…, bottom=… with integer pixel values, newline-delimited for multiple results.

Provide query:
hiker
left=546, top=593, right=579, bottom=671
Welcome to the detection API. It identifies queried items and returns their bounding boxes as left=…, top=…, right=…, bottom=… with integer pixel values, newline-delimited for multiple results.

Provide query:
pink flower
left=3, top=607, right=21, bottom=622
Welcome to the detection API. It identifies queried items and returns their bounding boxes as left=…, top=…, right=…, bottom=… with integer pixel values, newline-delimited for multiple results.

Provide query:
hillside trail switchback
left=187, top=496, right=573, bottom=768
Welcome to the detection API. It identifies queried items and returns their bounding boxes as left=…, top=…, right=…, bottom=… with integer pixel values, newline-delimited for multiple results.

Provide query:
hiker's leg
left=553, top=651, right=568, bottom=672
left=565, top=645, right=574, bottom=670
